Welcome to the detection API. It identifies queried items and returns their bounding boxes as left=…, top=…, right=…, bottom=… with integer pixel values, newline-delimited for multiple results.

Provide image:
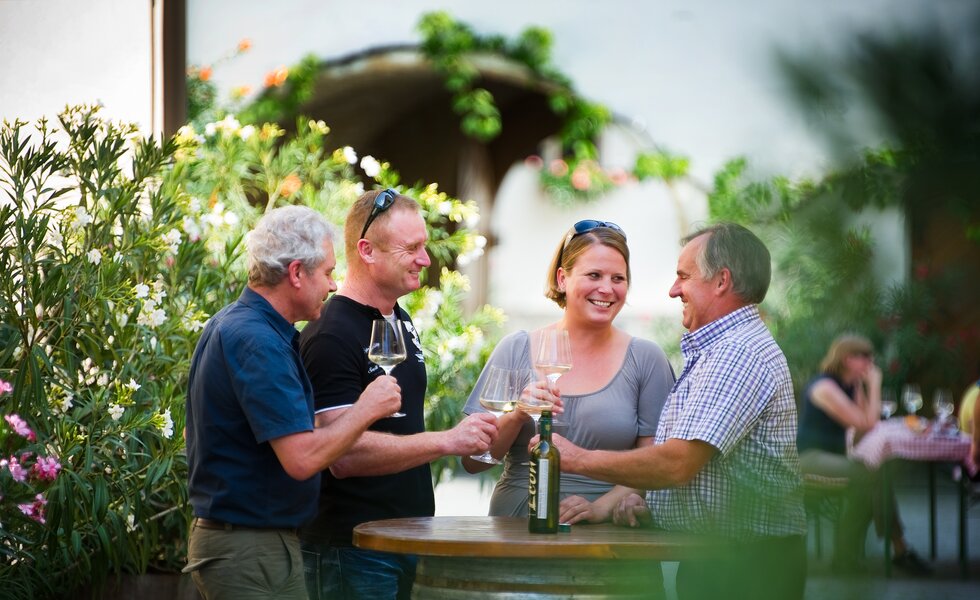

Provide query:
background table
left=353, top=516, right=724, bottom=599
left=848, top=418, right=972, bottom=577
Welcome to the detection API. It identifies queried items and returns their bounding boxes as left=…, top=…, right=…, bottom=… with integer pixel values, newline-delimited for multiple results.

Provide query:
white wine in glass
left=369, top=318, right=407, bottom=418
left=470, top=366, right=527, bottom=464
left=529, top=328, right=571, bottom=423
left=535, top=328, right=572, bottom=385
left=932, top=388, right=954, bottom=425
left=902, top=383, right=923, bottom=417
left=881, top=388, right=897, bottom=420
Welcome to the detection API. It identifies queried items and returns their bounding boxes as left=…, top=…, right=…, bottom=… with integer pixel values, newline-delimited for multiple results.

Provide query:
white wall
left=0, top=1, right=941, bottom=333
left=0, top=0, right=153, bottom=129
left=181, top=0, right=958, bottom=333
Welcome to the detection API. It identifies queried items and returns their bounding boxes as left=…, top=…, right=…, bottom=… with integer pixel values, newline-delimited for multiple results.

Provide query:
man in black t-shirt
left=299, top=189, right=498, bottom=600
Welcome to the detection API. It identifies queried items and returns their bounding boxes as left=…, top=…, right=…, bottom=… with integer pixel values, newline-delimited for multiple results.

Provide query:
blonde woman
left=462, top=220, right=675, bottom=524
left=798, top=334, right=930, bottom=575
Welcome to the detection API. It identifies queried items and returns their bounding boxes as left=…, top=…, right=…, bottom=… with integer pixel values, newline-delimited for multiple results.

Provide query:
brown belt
left=194, top=517, right=297, bottom=534
left=194, top=517, right=236, bottom=530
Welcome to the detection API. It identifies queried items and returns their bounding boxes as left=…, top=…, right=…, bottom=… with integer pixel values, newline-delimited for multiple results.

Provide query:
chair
left=803, top=473, right=850, bottom=559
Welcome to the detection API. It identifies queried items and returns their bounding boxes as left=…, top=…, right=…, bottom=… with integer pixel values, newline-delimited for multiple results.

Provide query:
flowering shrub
left=1, top=383, right=62, bottom=531
left=3, top=75, right=501, bottom=599
left=0, top=106, right=212, bottom=596
left=172, top=114, right=505, bottom=481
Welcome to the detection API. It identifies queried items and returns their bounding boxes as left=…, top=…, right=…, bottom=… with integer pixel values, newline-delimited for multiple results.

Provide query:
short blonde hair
left=344, top=188, right=420, bottom=256
left=820, top=334, right=874, bottom=379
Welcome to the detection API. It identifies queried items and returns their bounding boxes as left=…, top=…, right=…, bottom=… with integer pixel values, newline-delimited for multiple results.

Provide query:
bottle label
left=536, top=458, right=550, bottom=519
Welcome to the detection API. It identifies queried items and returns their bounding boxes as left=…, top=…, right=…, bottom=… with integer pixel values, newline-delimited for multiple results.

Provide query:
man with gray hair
left=183, top=205, right=402, bottom=599
left=554, top=222, right=806, bottom=600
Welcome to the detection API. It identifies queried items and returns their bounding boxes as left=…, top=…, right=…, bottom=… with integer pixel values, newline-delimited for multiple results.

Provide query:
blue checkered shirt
left=646, top=305, right=806, bottom=538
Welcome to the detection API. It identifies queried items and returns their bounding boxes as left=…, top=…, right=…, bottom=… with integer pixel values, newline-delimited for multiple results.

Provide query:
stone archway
left=290, top=45, right=565, bottom=309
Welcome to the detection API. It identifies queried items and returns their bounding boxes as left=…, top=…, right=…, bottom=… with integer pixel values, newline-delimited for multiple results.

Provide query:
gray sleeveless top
left=463, top=330, right=675, bottom=517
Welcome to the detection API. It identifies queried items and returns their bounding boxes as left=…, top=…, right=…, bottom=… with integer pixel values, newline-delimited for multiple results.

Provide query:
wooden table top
left=353, top=516, right=725, bottom=561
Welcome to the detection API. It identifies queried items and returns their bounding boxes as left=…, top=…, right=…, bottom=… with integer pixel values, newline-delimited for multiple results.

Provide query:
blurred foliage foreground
left=0, top=105, right=502, bottom=598
left=712, top=13, right=980, bottom=399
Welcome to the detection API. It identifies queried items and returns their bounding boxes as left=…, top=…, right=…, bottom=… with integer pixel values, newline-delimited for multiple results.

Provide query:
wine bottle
left=528, top=410, right=559, bottom=533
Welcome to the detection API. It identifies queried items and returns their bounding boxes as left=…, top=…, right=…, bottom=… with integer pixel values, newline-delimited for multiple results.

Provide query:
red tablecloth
left=847, top=418, right=975, bottom=475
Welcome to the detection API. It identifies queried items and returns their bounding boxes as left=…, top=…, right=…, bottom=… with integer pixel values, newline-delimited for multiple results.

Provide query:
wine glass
left=902, top=383, right=923, bottom=417
left=932, top=388, right=954, bottom=426
left=469, top=367, right=527, bottom=464
left=529, top=328, right=572, bottom=423
left=881, top=388, right=897, bottom=420
left=368, top=318, right=407, bottom=418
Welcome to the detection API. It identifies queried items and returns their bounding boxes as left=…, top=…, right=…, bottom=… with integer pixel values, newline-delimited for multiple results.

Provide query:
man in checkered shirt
left=555, top=223, right=806, bottom=600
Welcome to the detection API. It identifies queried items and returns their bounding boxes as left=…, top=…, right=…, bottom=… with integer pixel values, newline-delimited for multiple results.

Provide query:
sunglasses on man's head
left=359, top=188, right=398, bottom=240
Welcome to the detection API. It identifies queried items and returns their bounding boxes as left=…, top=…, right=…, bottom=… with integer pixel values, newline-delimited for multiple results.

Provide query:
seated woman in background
left=461, top=220, right=675, bottom=524
left=798, top=334, right=931, bottom=575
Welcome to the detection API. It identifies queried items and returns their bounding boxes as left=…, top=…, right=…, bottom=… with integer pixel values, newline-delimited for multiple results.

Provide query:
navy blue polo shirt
left=186, top=287, right=319, bottom=528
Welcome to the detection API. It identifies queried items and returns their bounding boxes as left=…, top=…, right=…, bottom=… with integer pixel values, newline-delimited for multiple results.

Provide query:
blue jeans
left=302, top=544, right=416, bottom=600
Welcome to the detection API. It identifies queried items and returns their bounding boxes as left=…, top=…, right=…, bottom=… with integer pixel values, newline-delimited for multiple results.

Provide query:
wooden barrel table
left=353, top=516, right=722, bottom=599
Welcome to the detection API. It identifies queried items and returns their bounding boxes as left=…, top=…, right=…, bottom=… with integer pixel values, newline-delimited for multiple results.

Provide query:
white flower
left=238, top=125, right=255, bottom=140
left=185, top=317, right=206, bottom=333
left=437, top=201, right=453, bottom=216
left=360, top=155, right=381, bottom=178
left=53, top=392, right=74, bottom=415
left=108, top=403, right=124, bottom=421
left=47, top=227, right=64, bottom=246
left=223, top=211, right=239, bottom=226
left=96, top=373, right=109, bottom=387
left=210, top=115, right=241, bottom=137
left=182, top=216, right=203, bottom=242
left=147, top=308, right=166, bottom=328
left=74, top=206, right=93, bottom=228
left=160, top=409, right=174, bottom=439
left=87, top=249, right=102, bottom=265
left=342, top=146, right=357, bottom=164
left=162, top=228, right=182, bottom=253
left=126, top=514, right=136, bottom=532
left=134, top=284, right=150, bottom=299
left=124, top=378, right=141, bottom=392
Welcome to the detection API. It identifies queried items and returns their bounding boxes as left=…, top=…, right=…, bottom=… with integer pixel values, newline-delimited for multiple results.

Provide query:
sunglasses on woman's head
left=557, top=219, right=626, bottom=265
left=359, top=188, right=398, bottom=240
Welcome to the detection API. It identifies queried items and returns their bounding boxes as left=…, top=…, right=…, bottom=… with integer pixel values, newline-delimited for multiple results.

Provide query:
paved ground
left=799, top=461, right=979, bottom=600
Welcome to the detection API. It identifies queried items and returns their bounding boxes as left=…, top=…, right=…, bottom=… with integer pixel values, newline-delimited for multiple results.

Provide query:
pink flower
left=2, top=456, right=28, bottom=482
left=608, top=167, right=630, bottom=186
left=524, top=155, right=543, bottom=169
left=549, top=159, right=569, bottom=177
left=4, top=414, right=36, bottom=441
left=0, top=379, right=12, bottom=394
left=18, top=493, right=47, bottom=524
left=32, top=456, right=61, bottom=481
left=571, top=167, right=592, bottom=190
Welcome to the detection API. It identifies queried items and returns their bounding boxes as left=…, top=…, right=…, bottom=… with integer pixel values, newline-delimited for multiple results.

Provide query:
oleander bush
left=0, top=104, right=501, bottom=598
